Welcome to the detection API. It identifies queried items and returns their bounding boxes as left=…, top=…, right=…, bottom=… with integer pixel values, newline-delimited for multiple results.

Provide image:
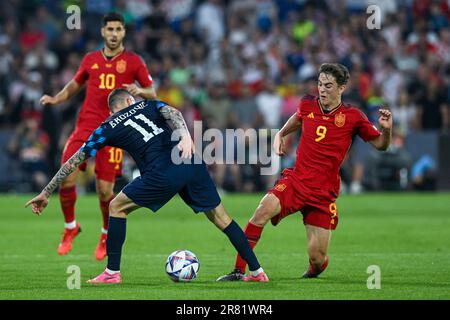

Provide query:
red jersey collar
left=317, top=98, right=343, bottom=115
left=101, top=47, right=125, bottom=62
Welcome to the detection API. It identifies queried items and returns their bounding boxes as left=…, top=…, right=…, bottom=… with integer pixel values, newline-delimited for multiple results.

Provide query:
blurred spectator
left=10, top=71, right=44, bottom=125
left=114, top=0, right=136, bottom=25
left=162, top=0, right=195, bottom=33
left=169, top=54, right=192, bottom=87
left=429, top=1, right=449, bottom=32
left=256, top=79, right=282, bottom=128
left=391, top=91, right=418, bottom=135
left=19, top=18, right=46, bottom=53
left=394, top=42, right=420, bottom=73
left=157, top=76, right=184, bottom=108
left=188, top=42, right=208, bottom=81
left=201, top=82, right=231, bottom=130
left=366, top=84, right=386, bottom=123
left=231, top=85, right=260, bottom=128
left=125, top=0, right=153, bottom=23
left=184, top=74, right=208, bottom=109
left=24, top=41, right=59, bottom=71
left=36, top=5, right=60, bottom=45
left=374, top=58, right=404, bottom=107
left=411, top=154, right=437, bottom=190
left=0, top=35, right=13, bottom=121
left=142, top=1, right=167, bottom=59
left=7, top=118, right=49, bottom=192
left=292, top=11, right=315, bottom=44
left=196, top=0, right=225, bottom=46
left=255, top=0, right=278, bottom=34
left=416, top=79, right=449, bottom=131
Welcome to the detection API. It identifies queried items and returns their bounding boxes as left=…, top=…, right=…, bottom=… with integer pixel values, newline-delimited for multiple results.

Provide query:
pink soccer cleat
left=242, top=272, right=270, bottom=282
left=87, top=270, right=122, bottom=284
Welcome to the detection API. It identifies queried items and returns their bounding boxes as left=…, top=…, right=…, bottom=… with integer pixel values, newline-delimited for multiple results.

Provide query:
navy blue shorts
left=122, top=161, right=221, bottom=213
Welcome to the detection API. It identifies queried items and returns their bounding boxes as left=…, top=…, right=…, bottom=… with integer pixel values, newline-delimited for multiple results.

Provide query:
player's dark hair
left=318, top=63, right=350, bottom=86
left=102, top=12, right=125, bottom=26
left=108, top=89, right=132, bottom=111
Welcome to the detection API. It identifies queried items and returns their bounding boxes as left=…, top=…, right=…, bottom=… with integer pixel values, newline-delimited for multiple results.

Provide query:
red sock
left=235, top=222, right=263, bottom=273
left=99, top=195, right=114, bottom=231
left=59, top=186, right=76, bottom=224
left=309, top=256, right=329, bottom=275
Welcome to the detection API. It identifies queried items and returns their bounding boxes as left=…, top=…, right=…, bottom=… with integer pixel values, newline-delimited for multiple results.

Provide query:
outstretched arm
left=25, top=150, right=89, bottom=215
left=159, top=105, right=195, bottom=158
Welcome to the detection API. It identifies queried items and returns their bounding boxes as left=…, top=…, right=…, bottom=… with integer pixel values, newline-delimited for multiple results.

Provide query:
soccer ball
left=165, top=249, right=200, bottom=282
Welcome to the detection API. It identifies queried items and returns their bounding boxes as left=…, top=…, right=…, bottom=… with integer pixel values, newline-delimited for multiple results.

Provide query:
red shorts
left=268, top=168, right=338, bottom=230
left=62, top=128, right=123, bottom=183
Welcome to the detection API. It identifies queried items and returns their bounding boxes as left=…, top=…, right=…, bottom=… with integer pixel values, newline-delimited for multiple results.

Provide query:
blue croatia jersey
left=80, top=100, right=177, bottom=174
left=80, top=99, right=221, bottom=213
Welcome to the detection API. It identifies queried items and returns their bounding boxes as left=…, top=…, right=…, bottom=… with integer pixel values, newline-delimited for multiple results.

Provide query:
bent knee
left=250, top=195, right=281, bottom=226
left=108, top=200, right=122, bottom=217
left=250, top=206, right=273, bottom=227
left=205, top=204, right=232, bottom=230
left=96, top=185, right=114, bottom=201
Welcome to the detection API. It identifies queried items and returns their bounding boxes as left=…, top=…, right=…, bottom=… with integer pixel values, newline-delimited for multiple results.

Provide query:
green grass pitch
left=0, top=193, right=449, bottom=300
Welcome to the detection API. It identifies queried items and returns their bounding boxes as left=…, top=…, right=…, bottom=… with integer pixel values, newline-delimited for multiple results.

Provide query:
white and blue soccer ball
left=165, top=249, right=200, bottom=282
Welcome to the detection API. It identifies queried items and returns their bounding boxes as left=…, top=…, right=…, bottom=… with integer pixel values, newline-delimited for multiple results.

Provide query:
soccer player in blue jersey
left=26, top=89, right=269, bottom=283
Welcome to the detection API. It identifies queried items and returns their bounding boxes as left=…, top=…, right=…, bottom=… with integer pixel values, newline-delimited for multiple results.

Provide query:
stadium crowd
left=0, top=0, right=449, bottom=193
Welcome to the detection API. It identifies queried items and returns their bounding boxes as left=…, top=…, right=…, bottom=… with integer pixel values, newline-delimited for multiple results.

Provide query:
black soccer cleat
left=301, top=271, right=319, bottom=279
left=216, top=269, right=245, bottom=282
left=301, top=256, right=329, bottom=279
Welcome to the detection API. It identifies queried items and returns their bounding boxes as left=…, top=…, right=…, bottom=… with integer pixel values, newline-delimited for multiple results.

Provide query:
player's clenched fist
left=40, top=95, right=57, bottom=106
left=273, top=132, right=286, bottom=156
left=378, top=108, right=393, bottom=130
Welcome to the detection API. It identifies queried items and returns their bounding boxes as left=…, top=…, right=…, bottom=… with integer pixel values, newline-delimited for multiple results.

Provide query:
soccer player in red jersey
left=39, top=13, right=156, bottom=259
left=218, top=63, right=393, bottom=281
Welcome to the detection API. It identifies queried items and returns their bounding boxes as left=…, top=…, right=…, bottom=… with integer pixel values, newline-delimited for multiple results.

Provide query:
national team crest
left=334, top=112, right=346, bottom=127
left=116, top=59, right=127, bottom=73
left=275, top=184, right=286, bottom=192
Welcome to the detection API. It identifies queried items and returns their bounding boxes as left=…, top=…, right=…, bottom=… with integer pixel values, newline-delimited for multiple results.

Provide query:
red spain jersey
left=73, top=49, right=153, bottom=132
left=294, top=94, right=381, bottom=198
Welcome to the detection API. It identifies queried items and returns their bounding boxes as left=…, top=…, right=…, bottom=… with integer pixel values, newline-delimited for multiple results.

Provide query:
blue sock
left=106, top=216, right=127, bottom=271
left=223, top=220, right=261, bottom=271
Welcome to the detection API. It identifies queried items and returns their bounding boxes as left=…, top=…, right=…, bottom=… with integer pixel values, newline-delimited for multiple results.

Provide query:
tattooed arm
left=42, top=150, right=88, bottom=196
left=159, top=105, right=195, bottom=158
left=25, top=150, right=88, bottom=215
left=159, top=105, right=190, bottom=136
